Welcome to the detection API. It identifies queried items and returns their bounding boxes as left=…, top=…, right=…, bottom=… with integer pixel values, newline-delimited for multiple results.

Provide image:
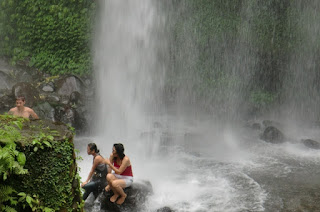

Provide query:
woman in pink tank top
left=104, top=143, right=133, bottom=205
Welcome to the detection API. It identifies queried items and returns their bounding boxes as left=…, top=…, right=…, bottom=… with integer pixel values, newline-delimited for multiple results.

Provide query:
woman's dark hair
left=88, top=143, right=99, bottom=154
left=114, top=143, right=125, bottom=160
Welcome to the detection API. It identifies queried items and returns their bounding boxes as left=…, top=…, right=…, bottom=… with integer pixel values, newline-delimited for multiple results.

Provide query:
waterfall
left=93, top=0, right=166, bottom=142
left=82, top=1, right=320, bottom=211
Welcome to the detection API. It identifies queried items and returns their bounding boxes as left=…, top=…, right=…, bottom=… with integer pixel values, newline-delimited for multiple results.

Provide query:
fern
left=0, top=185, right=17, bottom=212
left=0, top=117, right=28, bottom=211
left=1, top=205, right=17, bottom=212
left=0, top=185, right=16, bottom=202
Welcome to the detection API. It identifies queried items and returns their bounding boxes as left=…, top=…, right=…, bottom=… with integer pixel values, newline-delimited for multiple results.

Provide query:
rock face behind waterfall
left=84, top=180, right=153, bottom=212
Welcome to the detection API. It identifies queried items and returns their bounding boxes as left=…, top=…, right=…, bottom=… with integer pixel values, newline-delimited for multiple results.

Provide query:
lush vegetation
left=0, top=0, right=96, bottom=75
left=0, top=115, right=82, bottom=212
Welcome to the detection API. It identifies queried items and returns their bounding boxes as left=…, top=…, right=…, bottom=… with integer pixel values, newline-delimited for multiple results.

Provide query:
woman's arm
left=81, top=155, right=103, bottom=187
left=107, top=154, right=114, bottom=173
left=106, top=156, right=130, bottom=175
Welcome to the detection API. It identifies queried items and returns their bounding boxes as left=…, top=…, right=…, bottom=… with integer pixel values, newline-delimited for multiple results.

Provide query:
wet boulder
left=56, top=75, right=85, bottom=98
left=157, top=206, right=175, bottom=212
left=0, top=70, right=14, bottom=90
left=0, top=92, right=13, bottom=113
left=301, top=139, right=320, bottom=149
left=91, top=180, right=153, bottom=212
left=33, top=102, right=55, bottom=121
left=70, top=91, right=82, bottom=105
left=12, top=82, right=40, bottom=107
left=260, top=126, right=285, bottom=144
left=42, top=83, right=55, bottom=92
left=55, top=106, right=76, bottom=127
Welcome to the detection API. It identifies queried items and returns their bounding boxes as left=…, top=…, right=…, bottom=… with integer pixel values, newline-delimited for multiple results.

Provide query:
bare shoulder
left=95, top=154, right=105, bottom=162
left=94, top=155, right=104, bottom=164
left=25, top=107, right=35, bottom=112
left=123, top=156, right=131, bottom=165
left=9, top=107, right=17, bottom=112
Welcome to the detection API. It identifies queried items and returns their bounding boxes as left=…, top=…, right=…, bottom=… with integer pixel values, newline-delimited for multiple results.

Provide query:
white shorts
left=114, top=174, right=133, bottom=187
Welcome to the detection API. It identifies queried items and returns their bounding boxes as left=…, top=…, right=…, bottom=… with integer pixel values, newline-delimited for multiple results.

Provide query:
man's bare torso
left=9, top=107, right=35, bottom=118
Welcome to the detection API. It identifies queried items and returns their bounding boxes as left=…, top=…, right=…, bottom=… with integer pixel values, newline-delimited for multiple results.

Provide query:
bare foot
left=116, top=194, right=127, bottom=205
left=110, top=194, right=119, bottom=203
left=105, top=185, right=110, bottom=192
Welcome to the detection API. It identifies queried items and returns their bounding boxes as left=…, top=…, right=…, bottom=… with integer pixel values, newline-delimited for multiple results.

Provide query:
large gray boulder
left=56, top=75, right=85, bottom=98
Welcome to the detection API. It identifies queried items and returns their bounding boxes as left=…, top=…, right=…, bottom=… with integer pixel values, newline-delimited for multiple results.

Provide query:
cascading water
left=93, top=0, right=165, bottom=139
left=280, top=1, right=320, bottom=123
left=76, top=1, right=320, bottom=212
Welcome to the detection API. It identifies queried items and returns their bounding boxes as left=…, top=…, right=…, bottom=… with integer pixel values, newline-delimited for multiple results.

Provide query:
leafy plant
left=18, top=192, right=54, bottom=212
left=0, top=116, right=28, bottom=211
left=31, top=132, right=53, bottom=152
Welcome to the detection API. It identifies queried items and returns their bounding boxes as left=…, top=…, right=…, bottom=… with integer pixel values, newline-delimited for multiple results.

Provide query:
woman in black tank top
left=81, top=143, right=108, bottom=200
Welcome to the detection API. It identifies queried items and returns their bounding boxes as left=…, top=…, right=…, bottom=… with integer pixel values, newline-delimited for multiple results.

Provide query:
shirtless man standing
left=8, top=96, right=39, bottom=119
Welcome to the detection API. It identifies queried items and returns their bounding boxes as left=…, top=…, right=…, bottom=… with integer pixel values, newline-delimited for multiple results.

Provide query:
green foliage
left=0, top=116, right=28, bottom=181
left=0, top=116, right=28, bottom=211
left=0, top=0, right=96, bottom=75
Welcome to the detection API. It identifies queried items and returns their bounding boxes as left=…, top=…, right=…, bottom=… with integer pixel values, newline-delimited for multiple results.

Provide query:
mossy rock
left=0, top=115, right=83, bottom=212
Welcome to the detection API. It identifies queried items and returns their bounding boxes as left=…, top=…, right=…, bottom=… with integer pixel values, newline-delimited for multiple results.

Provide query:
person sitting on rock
left=104, top=143, right=133, bottom=205
left=8, top=96, right=39, bottom=119
left=81, top=143, right=109, bottom=200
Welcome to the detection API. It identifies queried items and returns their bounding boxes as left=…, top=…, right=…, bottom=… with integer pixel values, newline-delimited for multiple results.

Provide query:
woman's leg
left=106, top=173, right=119, bottom=202
left=106, top=174, right=127, bottom=204
left=111, top=179, right=127, bottom=204
left=82, top=181, right=97, bottom=200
